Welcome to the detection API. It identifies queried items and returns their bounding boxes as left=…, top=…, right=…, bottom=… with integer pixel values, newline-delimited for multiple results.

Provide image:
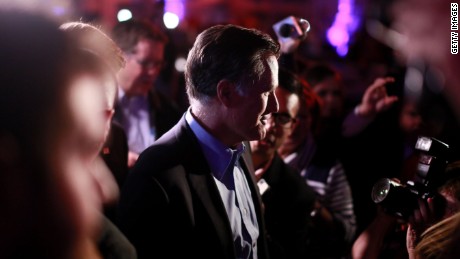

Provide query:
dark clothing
left=261, top=154, right=316, bottom=259
left=101, top=122, right=129, bottom=189
left=98, top=216, right=137, bottom=259
left=118, top=116, right=269, bottom=259
left=100, top=122, right=129, bottom=224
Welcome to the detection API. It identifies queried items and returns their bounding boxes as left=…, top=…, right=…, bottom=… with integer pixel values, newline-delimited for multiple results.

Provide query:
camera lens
left=372, top=178, right=392, bottom=203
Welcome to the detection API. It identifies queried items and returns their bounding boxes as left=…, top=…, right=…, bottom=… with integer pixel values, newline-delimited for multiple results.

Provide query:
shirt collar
left=185, top=108, right=245, bottom=180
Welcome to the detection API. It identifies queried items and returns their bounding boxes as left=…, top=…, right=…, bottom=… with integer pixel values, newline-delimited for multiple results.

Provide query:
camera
left=371, top=136, right=450, bottom=220
left=273, top=16, right=310, bottom=44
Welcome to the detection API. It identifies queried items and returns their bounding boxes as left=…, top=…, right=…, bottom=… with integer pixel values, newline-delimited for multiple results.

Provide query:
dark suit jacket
left=261, top=154, right=316, bottom=259
left=100, top=121, right=129, bottom=189
left=100, top=121, right=129, bottom=224
left=98, top=215, right=137, bottom=259
left=118, top=116, right=269, bottom=259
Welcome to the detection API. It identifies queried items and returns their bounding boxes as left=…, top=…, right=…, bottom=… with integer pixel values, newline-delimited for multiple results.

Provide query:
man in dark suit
left=111, top=19, right=182, bottom=168
left=118, top=24, right=280, bottom=258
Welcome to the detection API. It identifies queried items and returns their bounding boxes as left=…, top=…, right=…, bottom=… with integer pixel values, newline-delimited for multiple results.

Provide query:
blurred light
left=163, top=12, right=179, bottom=29
left=117, top=9, right=132, bottom=22
left=404, top=67, right=424, bottom=98
left=425, top=66, right=446, bottom=94
left=326, top=0, right=360, bottom=57
left=164, top=0, right=185, bottom=20
left=366, top=19, right=407, bottom=51
left=337, top=45, right=349, bottom=56
left=0, top=0, right=73, bottom=19
left=52, top=6, right=66, bottom=16
left=174, top=57, right=186, bottom=72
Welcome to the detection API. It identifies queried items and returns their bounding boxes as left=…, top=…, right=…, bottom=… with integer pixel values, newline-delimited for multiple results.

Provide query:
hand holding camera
left=371, top=136, right=450, bottom=221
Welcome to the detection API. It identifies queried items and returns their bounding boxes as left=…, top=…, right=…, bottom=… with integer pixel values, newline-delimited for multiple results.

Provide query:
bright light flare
left=117, top=9, right=132, bottom=22
left=163, top=12, right=179, bottom=29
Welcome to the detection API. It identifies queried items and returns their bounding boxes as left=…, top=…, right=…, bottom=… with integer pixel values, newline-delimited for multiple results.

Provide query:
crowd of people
left=2, top=0, right=460, bottom=258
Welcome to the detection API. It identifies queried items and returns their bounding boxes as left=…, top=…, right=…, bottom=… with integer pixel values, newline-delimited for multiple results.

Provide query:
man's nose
left=266, top=115, right=276, bottom=129
left=267, top=91, right=279, bottom=114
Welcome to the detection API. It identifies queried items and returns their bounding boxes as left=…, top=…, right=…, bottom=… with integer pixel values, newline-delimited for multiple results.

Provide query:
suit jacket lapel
left=240, top=145, right=269, bottom=258
left=240, top=148, right=264, bottom=223
left=177, top=119, right=235, bottom=257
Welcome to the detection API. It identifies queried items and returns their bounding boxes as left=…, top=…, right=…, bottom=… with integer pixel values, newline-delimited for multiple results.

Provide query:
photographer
left=353, top=154, right=460, bottom=259
left=406, top=163, right=460, bottom=259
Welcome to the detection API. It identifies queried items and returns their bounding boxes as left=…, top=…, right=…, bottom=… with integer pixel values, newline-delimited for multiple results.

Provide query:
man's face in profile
left=226, top=55, right=279, bottom=143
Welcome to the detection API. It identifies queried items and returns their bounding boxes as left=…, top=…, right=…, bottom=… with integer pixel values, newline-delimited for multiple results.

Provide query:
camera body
left=273, top=16, right=310, bottom=45
left=372, top=136, right=450, bottom=219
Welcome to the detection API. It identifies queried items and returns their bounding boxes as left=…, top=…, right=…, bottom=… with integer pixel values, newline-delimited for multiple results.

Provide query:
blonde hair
left=59, top=22, right=125, bottom=73
left=416, top=212, right=460, bottom=258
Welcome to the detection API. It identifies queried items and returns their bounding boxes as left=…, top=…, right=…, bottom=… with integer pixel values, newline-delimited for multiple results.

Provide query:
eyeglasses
left=270, top=112, right=297, bottom=128
left=127, top=54, right=163, bottom=70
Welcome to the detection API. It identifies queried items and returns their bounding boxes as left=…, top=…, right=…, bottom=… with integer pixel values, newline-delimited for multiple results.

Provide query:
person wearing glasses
left=277, top=67, right=356, bottom=258
left=249, top=67, right=316, bottom=259
left=111, top=19, right=182, bottom=168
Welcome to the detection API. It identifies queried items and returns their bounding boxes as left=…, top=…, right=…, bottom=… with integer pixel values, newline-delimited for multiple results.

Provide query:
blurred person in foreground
left=60, top=21, right=130, bottom=192
left=118, top=24, right=280, bottom=258
left=0, top=9, right=115, bottom=259
left=250, top=67, right=316, bottom=259
left=405, top=163, right=460, bottom=259
left=411, top=211, right=460, bottom=259
left=60, top=22, right=137, bottom=258
left=111, top=19, right=181, bottom=168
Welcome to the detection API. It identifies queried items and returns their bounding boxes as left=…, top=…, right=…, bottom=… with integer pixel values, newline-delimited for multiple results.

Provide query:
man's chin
left=257, top=129, right=267, bottom=141
left=242, top=127, right=266, bottom=142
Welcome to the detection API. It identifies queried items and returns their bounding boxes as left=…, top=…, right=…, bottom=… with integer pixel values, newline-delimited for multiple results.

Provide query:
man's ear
left=216, top=79, right=237, bottom=107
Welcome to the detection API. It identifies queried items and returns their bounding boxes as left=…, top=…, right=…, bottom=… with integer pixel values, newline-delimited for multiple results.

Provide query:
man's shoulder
left=133, top=119, right=204, bottom=174
left=136, top=123, right=188, bottom=166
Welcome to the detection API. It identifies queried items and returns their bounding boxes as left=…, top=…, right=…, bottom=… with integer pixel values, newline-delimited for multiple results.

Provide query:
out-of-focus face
left=117, top=38, right=165, bottom=96
left=69, top=74, right=107, bottom=161
left=312, top=76, right=344, bottom=119
left=278, top=96, right=311, bottom=155
left=228, top=55, right=279, bottom=144
left=250, top=87, right=299, bottom=158
left=65, top=74, right=118, bottom=237
left=101, top=75, right=117, bottom=143
left=399, top=101, right=422, bottom=134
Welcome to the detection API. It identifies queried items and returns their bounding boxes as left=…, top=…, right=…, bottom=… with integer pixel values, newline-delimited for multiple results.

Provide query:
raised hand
left=356, top=77, right=398, bottom=117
